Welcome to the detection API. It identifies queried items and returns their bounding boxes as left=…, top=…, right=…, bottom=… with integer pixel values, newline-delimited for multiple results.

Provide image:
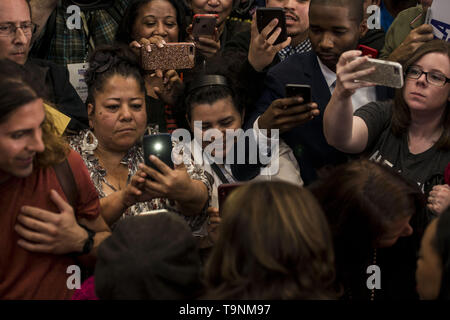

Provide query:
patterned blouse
left=67, top=129, right=213, bottom=234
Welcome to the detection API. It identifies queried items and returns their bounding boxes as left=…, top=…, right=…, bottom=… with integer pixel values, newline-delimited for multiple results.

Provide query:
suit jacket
left=245, top=51, right=391, bottom=185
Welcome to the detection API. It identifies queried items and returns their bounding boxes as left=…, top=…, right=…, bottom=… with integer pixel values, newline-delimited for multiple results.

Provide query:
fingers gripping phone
left=192, top=14, right=218, bottom=38
left=352, top=57, right=404, bottom=88
left=218, top=183, right=244, bottom=212
left=285, top=84, right=312, bottom=103
left=256, top=7, right=287, bottom=45
left=141, top=42, right=195, bottom=71
left=143, top=134, right=174, bottom=174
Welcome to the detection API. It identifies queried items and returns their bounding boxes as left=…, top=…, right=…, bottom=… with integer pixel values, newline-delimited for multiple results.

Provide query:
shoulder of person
left=394, top=5, right=424, bottom=23
left=267, top=51, right=314, bottom=77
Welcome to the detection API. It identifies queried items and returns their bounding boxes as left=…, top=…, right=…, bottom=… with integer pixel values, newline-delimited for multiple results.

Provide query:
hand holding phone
left=285, top=84, right=312, bottom=103
left=256, top=8, right=287, bottom=45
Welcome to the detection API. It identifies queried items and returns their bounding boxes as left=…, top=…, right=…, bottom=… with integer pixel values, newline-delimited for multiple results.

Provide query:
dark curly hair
left=85, top=44, right=146, bottom=106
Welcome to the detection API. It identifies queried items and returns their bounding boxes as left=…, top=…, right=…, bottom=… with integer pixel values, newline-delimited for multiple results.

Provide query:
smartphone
left=140, top=209, right=169, bottom=215
left=256, top=7, right=287, bottom=45
left=285, top=84, right=312, bottom=103
left=357, top=44, right=379, bottom=58
left=218, top=183, right=244, bottom=211
left=141, top=42, right=195, bottom=71
left=143, top=134, right=174, bottom=173
left=192, top=14, right=218, bottom=38
left=352, top=57, right=404, bottom=88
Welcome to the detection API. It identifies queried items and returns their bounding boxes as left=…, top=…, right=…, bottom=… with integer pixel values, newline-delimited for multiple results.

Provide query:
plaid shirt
left=277, top=38, right=312, bottom=62
left=37, top=0, right=130, bottom=65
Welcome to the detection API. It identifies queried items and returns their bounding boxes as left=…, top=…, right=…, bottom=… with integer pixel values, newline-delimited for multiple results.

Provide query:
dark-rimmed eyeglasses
left=405, top=66, right=450, bottom=87
left=0, top=22, right=37, bottom=37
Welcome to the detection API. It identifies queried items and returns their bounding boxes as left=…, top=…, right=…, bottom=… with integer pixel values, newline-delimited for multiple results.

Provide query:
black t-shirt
left=355, top=100, right=450, bottom=192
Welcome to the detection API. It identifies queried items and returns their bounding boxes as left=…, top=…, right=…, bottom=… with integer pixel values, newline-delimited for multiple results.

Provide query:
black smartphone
left=143, top=134, right=174, bottom=173
left=218, top=183, right=244, bottom=212
left=285, top=84, right=312, bottom=103
left=256, top=7, right=287, bottom=45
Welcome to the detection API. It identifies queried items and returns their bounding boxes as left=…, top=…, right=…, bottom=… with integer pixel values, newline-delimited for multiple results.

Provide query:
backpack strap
left=53, top=158, right=78, bottom=209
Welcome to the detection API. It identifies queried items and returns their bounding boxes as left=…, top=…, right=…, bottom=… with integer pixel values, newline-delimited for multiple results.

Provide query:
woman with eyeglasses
left=323, top=40, right=450, bottom=216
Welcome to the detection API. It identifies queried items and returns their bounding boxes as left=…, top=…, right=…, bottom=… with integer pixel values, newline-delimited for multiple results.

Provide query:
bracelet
left=76, top=224, right=95, bottom=256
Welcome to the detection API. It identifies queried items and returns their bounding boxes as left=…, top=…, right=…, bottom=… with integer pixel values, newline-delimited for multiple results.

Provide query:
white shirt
left=317, top=57, right=377, bottom=111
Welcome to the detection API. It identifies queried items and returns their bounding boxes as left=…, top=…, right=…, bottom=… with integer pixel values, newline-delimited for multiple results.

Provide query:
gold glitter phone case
left=141, top=42, right=195, bottom=71
left=353, top=57, right=404, bottom=88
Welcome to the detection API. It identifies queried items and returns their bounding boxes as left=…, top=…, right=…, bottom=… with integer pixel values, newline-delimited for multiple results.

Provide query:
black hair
left=183, top=55, right=245, bottom=122
left=434, top=209, right=450, bottom=300
left=0, top=59, right=44, bottom=124
left=115, top=0, right=187, bottom=45
left=85, top=44, right=146, bottom=106
left=310, top=0, right=364, bottom=26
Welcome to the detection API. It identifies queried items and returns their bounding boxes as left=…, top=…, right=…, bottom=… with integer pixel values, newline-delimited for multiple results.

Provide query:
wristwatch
left=77, top=224, right=95, bottom=255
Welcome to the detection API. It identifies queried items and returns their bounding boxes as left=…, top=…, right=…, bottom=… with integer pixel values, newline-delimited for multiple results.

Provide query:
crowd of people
left=0, top=0, right=449, bottom=300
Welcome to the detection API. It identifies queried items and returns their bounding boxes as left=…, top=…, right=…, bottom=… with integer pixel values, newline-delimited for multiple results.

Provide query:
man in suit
left=245, top=0, right=390, bottom=185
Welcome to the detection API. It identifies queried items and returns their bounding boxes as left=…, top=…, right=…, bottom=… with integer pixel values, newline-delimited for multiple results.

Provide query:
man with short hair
left=245, top=0, right=390, bottom=185
left=0, top=0, right=88, bottom=131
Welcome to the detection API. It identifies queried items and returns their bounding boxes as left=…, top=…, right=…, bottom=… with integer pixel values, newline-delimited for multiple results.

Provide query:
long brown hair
left=203, top=181, right=336, bottom=299
left=392, top=40, right=450, bottom=150
left=0, top=59, right=69, bottom=168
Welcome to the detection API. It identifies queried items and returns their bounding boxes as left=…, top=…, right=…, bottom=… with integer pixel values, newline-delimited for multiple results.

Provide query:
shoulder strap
left=53, top=158, right=78, bottom=209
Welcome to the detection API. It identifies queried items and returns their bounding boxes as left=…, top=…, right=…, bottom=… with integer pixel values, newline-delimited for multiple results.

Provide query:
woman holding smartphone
left=67, top=45, right=211, bottom=233
left=116, top=0, right=188, bottom=132
left=323, top=40, right=450, bottom=216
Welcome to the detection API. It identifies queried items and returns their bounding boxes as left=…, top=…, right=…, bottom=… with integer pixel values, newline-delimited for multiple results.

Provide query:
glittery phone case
left=353, top=57, right=404, bottom=88
left=141, top=42, right=195, bottom=71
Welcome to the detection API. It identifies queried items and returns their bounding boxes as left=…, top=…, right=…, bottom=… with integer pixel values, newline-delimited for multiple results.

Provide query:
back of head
left=95, top=213, right=202, bottom=300
left=434, top=209, right=450, bottom=299
left=85, top=44, right=146, bottom=106
left=310, top=159, right=424, bottom=262
left=203, top=181, right=336, bottom=299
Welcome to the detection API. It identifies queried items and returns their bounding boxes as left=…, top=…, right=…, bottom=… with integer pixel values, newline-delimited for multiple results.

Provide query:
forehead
left=0, top=0, right=30, bottom=22
left=95, top=75, right=144, bottom=98
left=309, top=4, right=354, bottom=27
left=190, top=97, right=239, bottom=120
left=0, top=99, right=45, bottom=131
left=414, top=52, right=450, bottom=75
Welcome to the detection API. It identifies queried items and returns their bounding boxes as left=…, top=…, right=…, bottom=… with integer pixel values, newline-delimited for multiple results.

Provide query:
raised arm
left=323, top=50, right=373, bottom=154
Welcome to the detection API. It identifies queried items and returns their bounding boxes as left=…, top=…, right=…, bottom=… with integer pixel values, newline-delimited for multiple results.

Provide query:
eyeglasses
left=405, top=66, right=450, bottom=87
left=0, top=22, right=37, bottom=37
